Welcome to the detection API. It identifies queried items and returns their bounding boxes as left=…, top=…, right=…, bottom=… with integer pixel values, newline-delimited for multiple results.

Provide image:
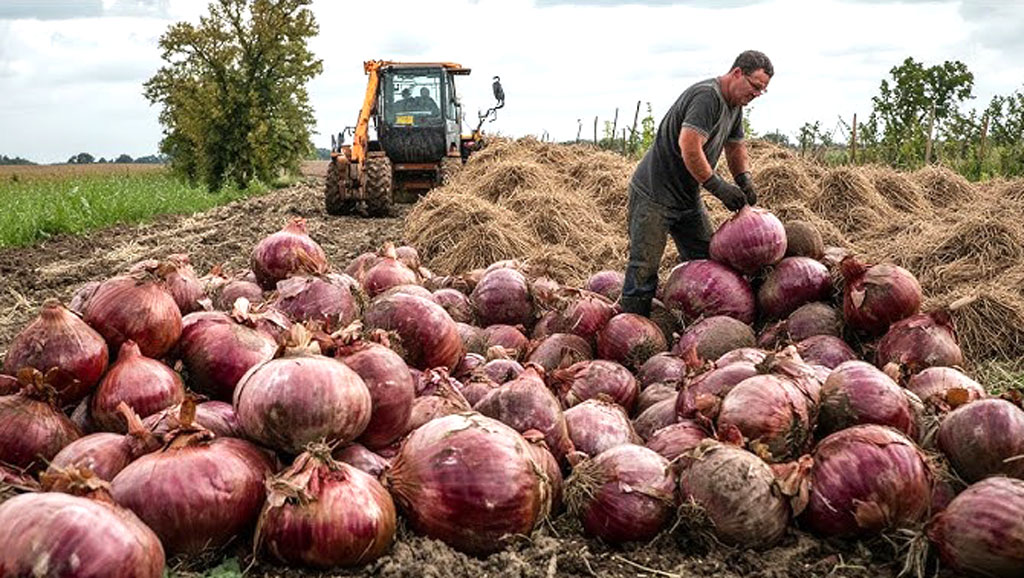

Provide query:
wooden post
left=576, top=119, right=582, bottom=143
left=610, top=108, right=619, bottom=148
left=925, top=102, right=936, bottom=164
left=850, top=113, right=857, bottom=164
left=593, top=116, right=598, bottom=145
left=621, top=128, right=627, bottom=154
left=629, top=100, right=641, bottom=154
left=979, top=114, right=989, bottom=163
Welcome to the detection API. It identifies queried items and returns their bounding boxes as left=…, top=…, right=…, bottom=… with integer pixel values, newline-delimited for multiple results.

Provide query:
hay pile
left=910, top=165, right=977, bottom=209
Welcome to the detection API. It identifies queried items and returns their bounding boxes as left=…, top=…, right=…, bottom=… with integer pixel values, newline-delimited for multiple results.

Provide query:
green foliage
left=68, top=152, right=95, bottom=164
left=761, top=130, right=790, bottom=147
left=0, top=154, right=36, bottom=166
left=145, top=0, right=322, bottom=191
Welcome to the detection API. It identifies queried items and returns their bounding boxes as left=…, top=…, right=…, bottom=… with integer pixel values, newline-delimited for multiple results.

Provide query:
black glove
left=702, top=174, right=746, bottom=212
left=735, top=172, right=757, bottom=206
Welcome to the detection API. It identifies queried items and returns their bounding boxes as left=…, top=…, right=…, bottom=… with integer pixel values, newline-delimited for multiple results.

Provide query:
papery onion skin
left=662, top=260, right=755, bottom=324
left=596, top=313, right=668, bottom=371
left=470, top=268, right=535, bottom=328
left=364, top=293, right=464, bottom=371
left=645, top=420, right=709, bottom=461
left=938, top=399, right=1024, bottom=482
left=526, top=333, right=592, bottom=373
left=563, top=399, right=640, bottom=458
left=178, top=311, right=276, bottom=402
left=675, top=362, right=759, bottom=421
left=906, top=367, right=985, bottom=411
left=633, top=397, right=680, bottom=441
left=841, top=258, right=922, bottom=336
left=272, top=274, right=361, bottom=327
left=757, top=257, right=832, bottom=320
left=817, top=360, right=916, bottom=439
left=480, top=358, right=524, bottom=384
left=83, top=275, right=183, bottom=359
left=251, top=218, right=328, bottom=290
left=552, top=360, right=639, bottom=413
left=709, top=206, right=787, bottom=275
left=143, top=400, right=242, bottom=439
left=875, top=310, right=963, bottom=374
left=363, top=249, right=419, bottom=298
left=636, top=382, right=678, bottom=415
left=90, top=341, right=186, bottom=433
left=550, top=291, right=618, bottom=344
left=335, top=341, right=414, bottom=450
left=215, top=278, right=264, bottom=310
left=716, top=374, right=814, bottom=462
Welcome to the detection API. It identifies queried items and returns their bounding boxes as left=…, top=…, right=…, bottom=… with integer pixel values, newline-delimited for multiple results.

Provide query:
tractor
left=325, top=60, right=505, bottom=217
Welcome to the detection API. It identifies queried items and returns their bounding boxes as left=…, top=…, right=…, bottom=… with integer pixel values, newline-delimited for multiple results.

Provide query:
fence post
left=979, top=114, right=989, bottom=163
left=629, top=100, right=641, bottom=154
left=610, top=108, right=619, bottom=148
left=850, top=113, right=857, bottom=164
left=593, top=116, right=598, bottom=145
left=576, top=119, right=582, bottom=143
left=925, top=102, right=936, bottom=164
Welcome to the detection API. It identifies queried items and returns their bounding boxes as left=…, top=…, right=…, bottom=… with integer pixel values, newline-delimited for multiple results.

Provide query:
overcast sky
left=0, top=0, right=1021, bottom=164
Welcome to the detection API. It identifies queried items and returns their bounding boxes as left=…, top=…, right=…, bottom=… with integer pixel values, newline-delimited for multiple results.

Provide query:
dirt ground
left=1, top=176, right=916, bottom=577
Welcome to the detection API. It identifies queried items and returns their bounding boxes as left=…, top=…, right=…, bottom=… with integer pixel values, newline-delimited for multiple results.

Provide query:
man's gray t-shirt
left=631, top=78, right=744, bottom=209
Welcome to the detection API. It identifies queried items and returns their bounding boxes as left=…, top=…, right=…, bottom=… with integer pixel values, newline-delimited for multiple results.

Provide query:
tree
left=115, top=154, right=134, bottom=163
left=68, top=152, right=95, bottom=164
left=144, top=0, right=322, bottom=191
left=761, top=130, right=791, bottom=147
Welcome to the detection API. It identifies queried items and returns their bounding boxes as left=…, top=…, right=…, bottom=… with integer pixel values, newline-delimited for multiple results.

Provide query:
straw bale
left=769, top=202, right=855, bottom=249
left=987, top=178, right=1024, bottom=204
left=926, top=286, right=1024, bottom=361
left=863, top=166, right=930, bottom=214
left=497, top=186, right=619, bottom=254
left=752, top=160, right=816, bottom=205
left=809, top=167, right=895, bottom=234
left=910, top=165, right=977, bottom=209
left=461, top=158, right=562, bottom=203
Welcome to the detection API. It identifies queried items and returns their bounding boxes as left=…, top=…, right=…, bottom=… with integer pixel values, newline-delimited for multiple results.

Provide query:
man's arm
left=724, top=140, right=750, bottom=178
left=679, top=128, right=746, bottom=211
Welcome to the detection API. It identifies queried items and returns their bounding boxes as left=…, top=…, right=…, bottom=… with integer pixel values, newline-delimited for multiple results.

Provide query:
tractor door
left=444, top=72, right=462, bottom=157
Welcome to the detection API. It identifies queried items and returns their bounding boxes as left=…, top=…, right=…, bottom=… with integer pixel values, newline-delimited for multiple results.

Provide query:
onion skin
left=432, top=288, right=475, bottom=324
left=817, top=360, right=916, bottom=438
left=552, top=360, right=639, bottom=413
left=178, top=311, right=276, bottom=402
left=841, top=257, right=922, bottom=336
left=3, top=299, right=109, bottom=405
left=90, top=341, right=186, bottom=433
left=679, top=441, right=790, bottom=548
left=110, top=432, right=274, bottom=555
left=796, top=335, right=858, bottom=369
left=0, top=492, right=165, bottom=578
left=523, top=431, right=564, bottom=514
left=715, top=347, right=767, bottom=367
left=563, top=399, right=640, bottom=458
left=675, top=362, right=759, bottom=421
left=565, top=444, right=676, bottom=544
left=717, top=374, right=814, bottom=462
left=938, top=399, right=1024, bottom=482
left=480, top=357, right=525, bottom=384
left=645, top=420, right=709, bottom=461
left=585, top=270, right=625, bottom=302
left=0, top=383, right=82, bottom=471
left=334, top=443, right=390, bottom=479
left=637, top=352, right=689, bottom=389
left=906, top=367, right=985, bottom=412
left=364, top=293, right=464, bottom=371
left=215, top=278, right=264, bottom=310
left=234, top=354, right=372, bottom=455
left=476, top=324, right=530, bottom=359
left=526, top=333, right=592, bottom=373
left=385, top=413, right=551, bottom=555
left=336, top=341, right=414, bottom=450
left=0, top=374, right=17, bottom=396
left=363, top=248, right=419, bottom=298
left=875, top=310, right=963, bottom=375
left=672, top=315, right=755, bottom=362
left=143, top=400, right=242, bottom=439
left=250, top=218, right=328, bottom=290
left=550, top=291, right=617, bottom=344
left=633, top=397, right=680, bottom=441
left=272, top=274, right=361, bottom=327
left=636, top=382, right=678, bottom=414
left=49, top=405, right=158, bottom=481
left=596, top=313, right=667, bottom=371
left=927, top=476, right=1024, bottom=578
left=709, top=206, right=787, bottom=275
left=83, top=274, right=183, bottom=360
left=802, top=425, right=932, bottom=537
left=662, top=260, right=755, bottom=324
left=757, top=257, right=832, bottom=320
left=131, top=255, right=205, bottom=315
left=256, top=450, right=396, bottom=568
left=787, top=302, right=841, bottom=341
left=470, top=268, right=535, bottom=328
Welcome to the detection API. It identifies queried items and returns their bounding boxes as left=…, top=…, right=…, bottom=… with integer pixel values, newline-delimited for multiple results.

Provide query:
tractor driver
left=416, top=87, right=440, bottom=115
left=395, top=87, right=414, bottom=113
left=619, top=50, right=773, bottom=318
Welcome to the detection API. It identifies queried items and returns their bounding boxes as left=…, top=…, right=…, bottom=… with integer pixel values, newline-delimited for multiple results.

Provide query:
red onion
left=455, top=322, right=483, bottom=352
left=662, top=260, right=755, bottom=324
left=761, top=347, right=825, bottom=405
left=757, top=257, right=832, bottom=319
left=0, top=373, right=17, bottom=396
left=565, top=444, right=676, bottom=543
left=526, top=333, right=592, bottom=373
left=480, top=357, right=525, bottom=384
left=906, top=367, right=985, bottom=412
left=802, top=425, right=932, bottom=536
left=251, top=218, right=328, bottom=290
left=927, top=476, right=1024, bottom=578
left=110, top=429, right=274, bottom=555
left=672, top=315, right=755, bottom=362
left=234, top=348, right=372, bottom=454
left=432, top=288, right=475, bottom=324
left=531, top=310, right=557, bottom=339
left=551, top=360, right=638, bottom=412
left=938, top=399, right=1024, bottom=482
left=82, top=273, right=183, bottom=359
left=452, top=351, right=485, bottom=379
left=0, top=372, right=81, bottom=471
left=215, top=277, right=264, bottom=310
left=178, top=311, right=276, bottom=401
left=645, top=419, right=709, bottom=461
left=3, top=299, right=108, bottom=405
left=70, top=395, right=95, bottom=434
left=596, top=313, right=667, bottom=371
left=272, top=274, right=361, bottom=328
left=633, top=397, right=679, bottom=441
left=335, top=339, right=414, bottom=450
left=334, top=442, right=390, bottom=478
left=563, top=398, right=640, bottom=458
left=637, top=382, right=677, bottom=414
left=549, top=290, right=618, bottom=344
left=784, top=219, right=825, bottom=259
left=363, top=244, right=419, bottom=298
left=585, top=270, right=625, bottom=301
left=90, top=341, right=185, bottom=433
left=407, top=373, right=472, bottom=432
left=381, top=283, right=434, bottom=300
left=48, top=403, right=158, bottom=481
left=876, top=310, right=963, bottom=376
left=364, top=293, right=464, bottom=371
left=787, top=302, right=840, bottom=341
left=385, top=413, right=552, bottom=555
left=715, top=347, right=767, bottom=366
left=0, top=489, right=164, bottom=576
left=523, top=430, right=564, bottom=513
left=456, top=373, right=500, bottom=406
left=474, top=365, right=574, bottom=463
left=144, top=400, right=242, bottom=439
left=256, top=446, right=396, bottom=568
left=817, top=360, right=916, bottom=438
left=679, top=441, right=790, bottom=548
left=717, top=374, right=814, bottom=462
left=709, top=206, right=787, bottom=275
left=796, top=335, right=858, bottom=369
left=638, top=352, right=689, bottom=389
left=471, top=267, right=535, bottom=328
left=68, top=280, right=101, bottom=315
left=476, top=324, right=529, bottom=359
left=675, top=362, right=759, bottom=421
left=130, top=255, right=205, bottom=315
left=394, top=245, right=420, bottom=268
left=345, top=251, right=378, bottom=284
left=841, top=257, right=922, bottom=335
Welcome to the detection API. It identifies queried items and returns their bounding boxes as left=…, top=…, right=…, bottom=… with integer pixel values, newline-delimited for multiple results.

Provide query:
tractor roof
left=365, top=60, right=471, bottom=75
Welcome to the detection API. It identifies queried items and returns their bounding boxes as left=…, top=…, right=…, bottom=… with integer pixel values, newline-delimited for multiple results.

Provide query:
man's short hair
left=420, top=87, right=431, bottom=97
left=732, top=50, right=773, bottom=77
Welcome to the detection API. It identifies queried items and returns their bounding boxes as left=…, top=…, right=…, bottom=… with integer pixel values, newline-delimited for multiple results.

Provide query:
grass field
left=0, top=164, right=272, bottom=248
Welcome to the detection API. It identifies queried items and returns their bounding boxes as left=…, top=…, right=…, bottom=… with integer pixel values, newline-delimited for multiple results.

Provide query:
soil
left=1, top=175, right=919, bottom=577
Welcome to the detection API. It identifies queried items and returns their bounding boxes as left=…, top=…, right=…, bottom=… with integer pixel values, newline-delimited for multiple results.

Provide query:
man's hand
left=736, top=172, right=757, bottom=206
left=703, top=174, right=746, bottom=212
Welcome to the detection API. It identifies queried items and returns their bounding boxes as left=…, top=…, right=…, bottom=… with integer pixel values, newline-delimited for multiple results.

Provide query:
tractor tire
left=439, top=156, right=463, bottom=186
left=325, top=158, right=357, bottom=215
left=364, top=155, right=394, bottom=217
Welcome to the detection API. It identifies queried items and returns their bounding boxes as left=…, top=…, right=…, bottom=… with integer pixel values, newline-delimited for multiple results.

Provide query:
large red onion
left=672, top=315, right=755, bottom=362
left=272, top=274, right=361, bottom=328
left=662, top=260, right=755, bottom=324
left=637, top=382, right=678, bottom=414
left=407, top=370, right=472, bottom=432
left=335, top=339, right=414, bottom=450
left=633, top=397, right=680, bottom=441
left=645, top=419, right=709, bottom=461
left=841, top=257, right=922, bottom=335
left=334, top=442, right=390, bottom=479
left=385, top=413, right=552, bottom=555
left=787, top=302, right=841, bottom=341
left=178, top=311, right=276, bottom=401
left=675, top=361, right=759, bottom=421
left=48, top=403, right=158, bottom=481
left=938, top=399, right=1024, bottom=482
left=90, top=341, right=185, bottom=433
left=526, top=333, right=592, bottom=373
left=364, top=293, right=464, bottom=371
left=563, top=399, right=640, bottom=458
left=130, top=255, right=205, bottom=315
left=795, top=335, right=858, bottom=369
left=234, top=349, right=372, bottom=454
left=470, top=267, right=535, bottom=328
left=551, top=359, right=638, bottom=412
left=3, top=299, right=109, bottom=405
left=82, top=273, right=182, bottom=359
left=906, top=367, right=985, bottom=412
left=0, top=372, right=81, bottom=471
left=876, top=310, right=963, bottom=376
left=215, top=277, right=264, bottom=310
left=585, top=270, right=625, bottom=302
left=596, top=313, right=667, bottom=371
left=818, top=361, right=917, bottom=439
left=474, top=324, right=529, bottom=359
left=717, top=374, right=814, bottom=462
left=801, top=424, right=932, bottom=536
left=637, top=352, right=690, bottom=389
left=784, top=219, right=825, bottom=259
left=549, top=290, right=617, bottom=344
left=757, top=257, right=832, bottom=319
left=251, top=218, right=328, bottom=290
left=709, top=206, right=787, bottom=275
left=927, top=476, right=1024, bottom=578
left=432, top=288, right=474, bottom=324
left=144, top=400, right=242, bottom=439
left=565, top=444, right=676, bottom=543
left=480, top=356, right=524, bottom=384
left=0, top=489, right=164, bottom=576
left=256, top=446, right=396, bottom=568
left=110, top=429, right=274, bottom=555
left=679, top=441, right=790, bottom=548
left=362, top=244, right=419, bottom=298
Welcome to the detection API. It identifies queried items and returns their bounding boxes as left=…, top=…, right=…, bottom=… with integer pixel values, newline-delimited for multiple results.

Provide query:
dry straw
left=926, top=287, right=1024, bottom=361
left=810, top=167, right=896, bottom=234
left=752, top=160, right=817, bottom=205
left=910, top=165, right=976, bottom=209
left=862, top=166, right=930, bottom=214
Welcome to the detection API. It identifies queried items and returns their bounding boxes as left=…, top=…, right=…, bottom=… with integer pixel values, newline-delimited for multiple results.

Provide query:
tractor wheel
left=439, top=156, right=463, bottom=187
left=364, top=155, right=394, bottom=217
left=325, top=158, right=357, bottom=215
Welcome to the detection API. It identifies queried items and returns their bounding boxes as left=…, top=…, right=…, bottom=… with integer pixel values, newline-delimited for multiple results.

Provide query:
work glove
left=736, top=172, right=757, bottom=206
left=702, top=174, right=747, bottom=212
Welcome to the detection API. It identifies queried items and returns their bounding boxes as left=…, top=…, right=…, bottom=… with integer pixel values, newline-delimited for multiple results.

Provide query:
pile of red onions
left=840, top=257, right=922, bottom=335
left=756, top=256, right=832, bottom=319
left=875, top=309, right=963, bottom=375
left=363, top=293, right=464, bottom=371
left=584, top=270, right=624, bottom=301
left=816, top=360, right=917, bottom=438
left=432, top=288, right=475, bottom=324
left=937, top=399, right=1024, bottom=482
left=795, top=335, right=858, bottom=369
left=549, top=290, right=617, bottom=344
left=250, top=218, right=329, bottom=289
left=662, top=260, right=755, bottom=324
left=709, top=206, right=787, bottom=275
left=595, top=313, right=667, bottom=371
left=675, top=361, right=759, bottom=421
left=144, top=400, right=242, bottom=439
left=82, top=272, right=183, bottom=359
left=131, top=255, right=205, bottom=315
left=90, top=341, right=186, bottom=432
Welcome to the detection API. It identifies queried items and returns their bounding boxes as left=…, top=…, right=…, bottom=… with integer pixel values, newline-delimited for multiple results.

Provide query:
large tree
left=145, top=0, right=322, bottom=191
